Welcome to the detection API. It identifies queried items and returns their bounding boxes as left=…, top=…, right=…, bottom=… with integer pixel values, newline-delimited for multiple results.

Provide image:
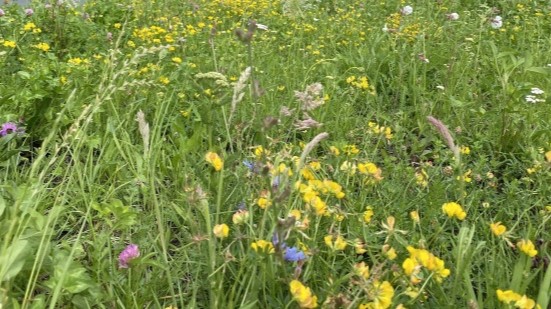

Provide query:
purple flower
left=284, top=247, right=306, bottom=262
left=24, top=8, right=34, bottom=16
left=0, top=9, right=5, bottom=17
left=243, top=160, right=255, bottom=171
left=0, top=122, right=18, bottom=137
left=118, top=244, right=140, bottom=268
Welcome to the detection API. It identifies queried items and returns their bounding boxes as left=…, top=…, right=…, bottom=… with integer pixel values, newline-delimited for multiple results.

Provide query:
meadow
left=0, top=0, right=550, bottom=308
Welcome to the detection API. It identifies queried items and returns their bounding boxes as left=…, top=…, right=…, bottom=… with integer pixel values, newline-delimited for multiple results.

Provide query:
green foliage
left=0, top=0, right=550, bottom=308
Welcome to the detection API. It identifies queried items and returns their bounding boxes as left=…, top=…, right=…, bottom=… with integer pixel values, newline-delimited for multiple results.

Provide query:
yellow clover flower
left=517, top=239, right=538, bottom=257
left=289, top=280, right=318, bottom=308
left=212, top=224, right=229, bottom=239
left=490, top=222, right=507, bottom=237
left=205, top=151, right=223, bottom=171
left=442, top=202, right=466, bottom=220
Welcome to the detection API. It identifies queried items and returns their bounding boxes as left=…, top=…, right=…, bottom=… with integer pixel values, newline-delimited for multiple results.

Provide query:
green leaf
left=0, top=239, right=30, bottom=281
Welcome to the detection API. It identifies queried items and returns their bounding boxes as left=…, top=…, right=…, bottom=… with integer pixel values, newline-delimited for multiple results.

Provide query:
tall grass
left=0, top=0, right=549, bottom=308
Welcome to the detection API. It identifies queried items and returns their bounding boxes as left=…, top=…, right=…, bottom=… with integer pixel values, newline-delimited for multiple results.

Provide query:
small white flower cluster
left=401, top=5, right=413, bottom=15
left=525, top=87, right=545, bottom=103
left=491, top=16, right=503, bottom=29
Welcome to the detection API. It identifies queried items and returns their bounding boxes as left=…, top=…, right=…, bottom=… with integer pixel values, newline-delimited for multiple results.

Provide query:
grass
left=0, top=0, right=550, bottom=308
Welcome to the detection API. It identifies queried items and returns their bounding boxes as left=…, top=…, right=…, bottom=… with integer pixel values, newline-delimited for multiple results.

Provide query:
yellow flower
left=359, top=281, right=394, bottom=309
left=257, top=197, right=272, bottom=209
left=213, top=224, right=229, bottom=239
left=329, top=146, right=340, bottom=156
left=342, top=144, right=359, bottom=155
left=3, top=40, right=16, bottom=48
left=172, top=57, right=183, bottom=64
left=251, top=240, right=274, bottom=254
left=496, top=289, right=538, bottom=309
left=354, top=262, right=370, bottom=279
left=289, top=280, right=318, bottom=308
left=410, top=211, right=420, bottom=223
left=232, top=209, right=249, bottom=225
left=34, top=42, right=50, bottom=52
left=517, top=239, right=538, bottom=257
left=403, top=246, right=450, bottom=283
left=442, top=202, right=466, bottom=220
left=460, top=146, right=471, bottom=155
left=205, top=152, right=223, bottom=171
left=383, top=245, right=397, bottom=260
left=159, top=76, right=170, bottom=85
left=324, top=235, right=347, bottom=251
left=490, top=222, right=506, bottom=237
left=545, top=150, right=551, bottom=162
left=363, top=208, right=374, bottom=223
left=23, top=22, right=36, bottom=31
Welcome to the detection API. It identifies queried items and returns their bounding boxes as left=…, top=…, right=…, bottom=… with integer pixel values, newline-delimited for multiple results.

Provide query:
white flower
left=525, top=95, right=544, bottom=103
left=436, top=85, right=445, bottom=91
left=491, top=16, right=502, bottom=29
left=531, top=87, right=544, bottom=95
left=447, top=13, right=459, bottom=20
left=256, top=23, right=269, bottom=31
left=401, top=5, right=413, bottom=15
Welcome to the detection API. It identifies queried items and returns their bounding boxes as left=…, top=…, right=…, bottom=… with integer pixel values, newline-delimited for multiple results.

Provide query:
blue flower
left=284, top=247, right=306, bottom=262
left=243, top=160, right=255, bottom=171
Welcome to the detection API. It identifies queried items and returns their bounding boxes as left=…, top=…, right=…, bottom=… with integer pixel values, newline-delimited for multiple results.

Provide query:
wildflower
left=232, top=209, right=249, bottom=225
left=517, top=239, right=538, bottom=257
left=401, top=5, right=413, bottom=16
left=354, top=262, right=370, bottom=279
left=255, top=23, right=269, bottom=31
left=289, top=280, right=318, bottom=308
left=525, top=95, right=545, bottom=103
left=403, top=246, right=450, bottom=283
left=257, top=197, right=272, bottom=209
left=382, top=245, right=397, bottom=260
left=251, top=240, right=274, bottom=254
left=491, top=16, right=503, bottom=29
left=172, top=57, right=182, bottom=64
left=410, top=211, right=420, bottom=223
left=531, top=87, right=544, bottom=95
left=340, top=161, right=357, bottom=175
left=360, top=281, right=395, bottom=309
left=442, top=202, right=466, bottom=220
left=490, top=222, right=507, bottom=237
left=159, top=76, right=170, bottom=85
left=0, top=9, right=4, bottom=17
left=205, top=152, right=223, bottom=171
left=25, top=8, right=34, bottom=16
left=496, top=290, right=537, bottom=309
left=213, top=224, right=229, bottom=239
left=415, top=169, right=428, bottom=187
left=447, top=13, right=459, bottom=20
left=342, top=144, right=359, bottom=155
left=460, top=146, right=470, bottom=155
left=0, top=122, right=19, bottom=136
left=324, top=235, right=347, bottom=251
left=3, top=40, right=16, bottom=48
left=34, top=42, right=50, bottom=52
left=23, top=22, right=36, bottom=31
left=329, top=146, right=340, bottom=156
left=118, top=244, right=140, bottom=268
left=545, top=150, right=551, bottom=162
left=284, top=247, right=307, bottom=262
left=363, top=207, right=374, bottom=223
left=353, top=239, right=367, bottom=254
